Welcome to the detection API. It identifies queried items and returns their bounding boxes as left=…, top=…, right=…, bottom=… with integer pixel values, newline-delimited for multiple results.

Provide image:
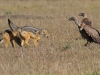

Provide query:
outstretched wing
left=83, top=26, right=100, bottom=43
left=8, top=19, right=19, bottom=30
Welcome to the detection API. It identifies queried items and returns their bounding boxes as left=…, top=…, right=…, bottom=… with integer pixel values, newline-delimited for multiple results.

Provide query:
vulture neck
left=74, top=18, right=80, bottom=26
left=84, top=14, right=87, bottom=18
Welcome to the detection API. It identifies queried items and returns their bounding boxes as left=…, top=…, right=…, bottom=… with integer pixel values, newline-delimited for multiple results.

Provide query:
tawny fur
left=8, top=18, right=51, bottom=47
left=8, top=19, right=51, bottom=37
left=0, top=30, right=21, bottom=48
left=19, top=31, right=40, bottom=47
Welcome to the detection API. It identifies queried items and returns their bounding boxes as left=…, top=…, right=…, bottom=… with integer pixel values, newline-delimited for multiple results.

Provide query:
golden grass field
left=0, top=0, right=100, bottom=75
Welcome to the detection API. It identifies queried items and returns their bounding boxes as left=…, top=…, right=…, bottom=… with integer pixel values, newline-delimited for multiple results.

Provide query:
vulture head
left=68, top=17, right=76, bottom=21
left=68, top=16, right=80, bottom=26
left=79, top=13, right=87, bottom=18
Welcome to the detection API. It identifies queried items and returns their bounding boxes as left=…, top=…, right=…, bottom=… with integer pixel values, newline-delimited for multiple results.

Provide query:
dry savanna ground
left=0, top=0, right=100, bottom=75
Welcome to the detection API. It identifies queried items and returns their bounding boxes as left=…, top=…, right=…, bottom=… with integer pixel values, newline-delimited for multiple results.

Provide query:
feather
left=79, top=13, right=92, bottom=26
left=80, top=23, right=100, bottom=44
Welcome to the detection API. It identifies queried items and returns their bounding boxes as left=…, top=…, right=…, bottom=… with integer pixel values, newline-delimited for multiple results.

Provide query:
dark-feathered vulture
left=80, top=23, right=100, bottom=44
left=69, top=16, right=94, bottom=46
left=79, top=13, right=92, bottom=26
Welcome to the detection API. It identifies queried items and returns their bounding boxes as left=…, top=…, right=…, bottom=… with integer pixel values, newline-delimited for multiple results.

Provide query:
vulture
left=69, top=16, right=94, bottom=46
left=80, top=23, right=100, bottom=44
left=79, top=13, right=92, bottom=26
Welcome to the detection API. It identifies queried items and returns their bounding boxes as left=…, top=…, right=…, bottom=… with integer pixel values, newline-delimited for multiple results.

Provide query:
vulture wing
left=82, top=25, right=100, bottom=43
left=82, top=18, right=92, bottom=26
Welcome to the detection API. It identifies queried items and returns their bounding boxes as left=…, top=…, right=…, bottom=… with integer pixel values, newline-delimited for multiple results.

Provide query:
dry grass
left=0, top=0, right=100, bottom=75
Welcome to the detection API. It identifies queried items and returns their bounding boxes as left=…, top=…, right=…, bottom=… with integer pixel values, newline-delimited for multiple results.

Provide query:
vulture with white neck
left=79, top=13, right=92, bottom=26
left=68, top=16, right=100, bottom=46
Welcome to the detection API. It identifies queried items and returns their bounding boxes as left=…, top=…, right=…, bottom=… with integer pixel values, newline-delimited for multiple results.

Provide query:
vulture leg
left=84, top=41, right=90, bottom=46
